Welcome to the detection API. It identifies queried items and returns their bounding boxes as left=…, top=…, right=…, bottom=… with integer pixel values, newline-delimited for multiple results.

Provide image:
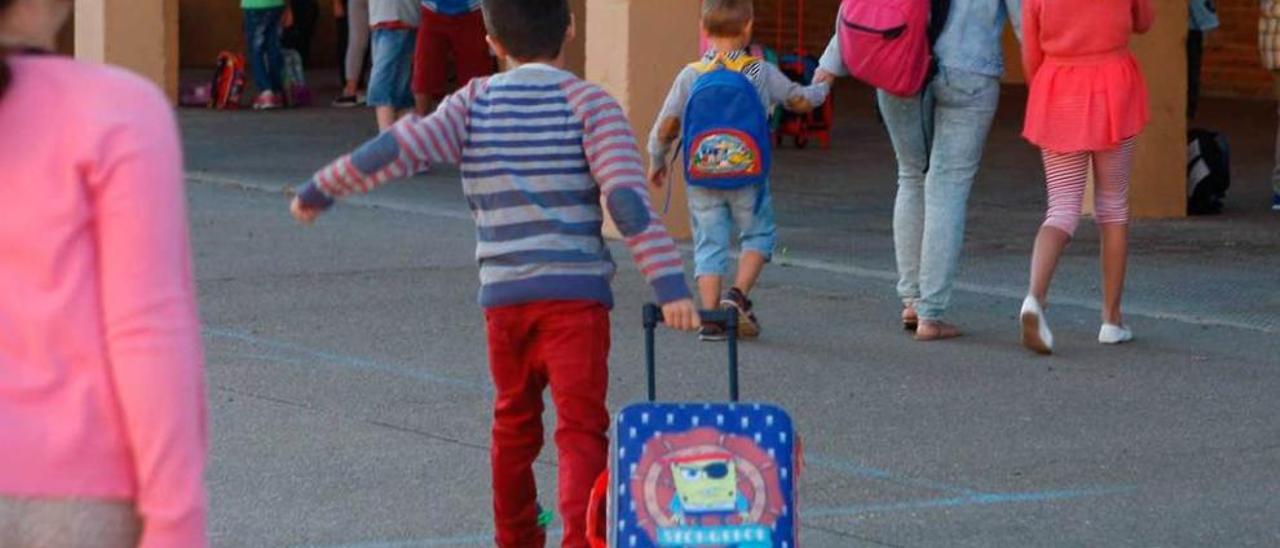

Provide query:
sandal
left=902, top=305, right=919, bottom=331
left=914, top=320, right=961, bottom=342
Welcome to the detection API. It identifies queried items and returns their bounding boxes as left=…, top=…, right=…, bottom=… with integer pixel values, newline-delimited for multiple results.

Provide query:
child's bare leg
left=697, top=275, right=722, bottom=311
left=375, top=106, right=396, bottom=131
left=415, top=94, right=432, bottom=116
left=732, top=251, right=766, bottom=296
left=1099, top=223, right=1128, bottom=325
left=1028, top=226, right=1070, bottom=304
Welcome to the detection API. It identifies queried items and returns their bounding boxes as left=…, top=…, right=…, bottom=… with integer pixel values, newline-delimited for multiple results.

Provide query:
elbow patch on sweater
left=351, top=132, right=402, bottom=174
left=607, top=188, right=652, bottom=237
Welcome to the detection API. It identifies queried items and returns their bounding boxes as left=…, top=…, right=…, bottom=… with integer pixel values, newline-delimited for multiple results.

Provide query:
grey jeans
left=0, top=496, right=140, bottom=548
left=877, top=67, right=1000, bottom=321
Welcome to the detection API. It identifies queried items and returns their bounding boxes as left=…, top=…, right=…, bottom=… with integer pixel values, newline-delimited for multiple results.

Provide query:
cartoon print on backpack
left=690, top=131, right=762, bottom=179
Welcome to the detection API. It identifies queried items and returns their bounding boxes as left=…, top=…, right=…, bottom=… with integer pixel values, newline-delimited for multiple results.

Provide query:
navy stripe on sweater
left=477, top=219, right=603, bottom=242
left=468, top=188, right=599, bottom=211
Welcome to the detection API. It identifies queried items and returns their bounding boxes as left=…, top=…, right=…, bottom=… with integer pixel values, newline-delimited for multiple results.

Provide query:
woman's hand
left=813, top=68, right=836, bottom=87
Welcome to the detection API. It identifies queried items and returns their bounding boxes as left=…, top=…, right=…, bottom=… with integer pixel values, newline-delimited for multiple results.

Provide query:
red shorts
left=412, top=7, right=494, bottom=101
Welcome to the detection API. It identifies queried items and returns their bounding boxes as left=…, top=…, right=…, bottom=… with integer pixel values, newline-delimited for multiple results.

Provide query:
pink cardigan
left=0, top=56, right=207, bottom=547
left=1021, top=0, right=1154, bottom=152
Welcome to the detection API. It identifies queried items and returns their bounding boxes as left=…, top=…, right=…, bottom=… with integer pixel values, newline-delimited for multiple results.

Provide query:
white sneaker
left=1098, top=323, right=1134, bottom=345
left=1020, top=296, right=1053, bottom=355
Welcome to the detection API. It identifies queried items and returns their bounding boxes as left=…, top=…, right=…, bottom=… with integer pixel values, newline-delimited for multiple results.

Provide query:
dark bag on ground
left=1187, top=129, right=1230, bottom=215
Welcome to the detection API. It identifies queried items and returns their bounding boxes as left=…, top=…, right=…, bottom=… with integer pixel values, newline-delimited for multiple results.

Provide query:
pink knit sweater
left=0, top=55, right=207, bottom=547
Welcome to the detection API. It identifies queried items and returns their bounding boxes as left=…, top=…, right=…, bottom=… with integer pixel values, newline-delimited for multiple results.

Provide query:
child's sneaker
left=1272, top=192, right=1280, bottom=211
left=720, top=287, right=760, bottom=338
left=252, top=91, right=282, bottom=110
left=699, top=321, right=728, bottom=342
left=331, top=94, right=361, bottom=108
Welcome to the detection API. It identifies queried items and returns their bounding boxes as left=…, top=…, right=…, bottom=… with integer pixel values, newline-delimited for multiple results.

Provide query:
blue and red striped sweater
left=297, top=64, right=691, bottom=309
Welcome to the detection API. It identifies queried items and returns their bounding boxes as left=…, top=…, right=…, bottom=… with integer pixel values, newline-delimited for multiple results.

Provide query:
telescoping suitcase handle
left=642, top=303, right=739, bottom=403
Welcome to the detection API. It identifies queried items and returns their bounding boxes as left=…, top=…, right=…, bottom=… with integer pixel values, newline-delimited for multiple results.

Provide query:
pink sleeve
left=1133, top=0, right=1155, bottom=33
left=1021, top=0, right=1044, bottom=83
left=89, top=86, right=208, bottom=548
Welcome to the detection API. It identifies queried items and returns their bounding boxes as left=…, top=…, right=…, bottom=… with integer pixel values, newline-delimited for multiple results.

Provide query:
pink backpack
left=837, top=0, right=938, bottom=97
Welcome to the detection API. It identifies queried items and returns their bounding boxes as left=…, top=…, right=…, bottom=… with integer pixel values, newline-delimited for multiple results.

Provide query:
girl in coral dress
left=1018, top=0, right=1155, bottom=354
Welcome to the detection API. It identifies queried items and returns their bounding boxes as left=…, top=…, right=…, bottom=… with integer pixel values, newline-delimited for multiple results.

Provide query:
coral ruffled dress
left=1021, top=0, right=1155, bottom=153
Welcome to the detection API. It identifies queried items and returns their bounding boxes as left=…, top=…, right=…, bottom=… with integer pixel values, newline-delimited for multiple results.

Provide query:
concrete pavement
left=184, top=81, right=1280, bottom=547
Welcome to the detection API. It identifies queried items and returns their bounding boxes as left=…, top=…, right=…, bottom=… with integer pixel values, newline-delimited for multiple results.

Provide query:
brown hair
left=0, top=0, right=13, bottom=101
left=482, top=0, right=572, bottom=61
left=702, top=0, right=753, bottom=38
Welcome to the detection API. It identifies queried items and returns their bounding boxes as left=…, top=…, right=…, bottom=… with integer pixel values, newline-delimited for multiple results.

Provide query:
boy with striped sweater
left=290, top=0, right=699, bottom=545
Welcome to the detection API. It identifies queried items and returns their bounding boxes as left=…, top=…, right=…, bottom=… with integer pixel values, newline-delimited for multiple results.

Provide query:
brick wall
left=1203, top=0, right=1272, bottom=98
left=753, top=0, right=1274, bottom=99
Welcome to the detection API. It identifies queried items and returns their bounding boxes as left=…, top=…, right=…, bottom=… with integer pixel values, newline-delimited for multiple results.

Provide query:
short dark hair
left=482, top=0, right=572, bottom=61
left=702, top=0, right=753, bottom=38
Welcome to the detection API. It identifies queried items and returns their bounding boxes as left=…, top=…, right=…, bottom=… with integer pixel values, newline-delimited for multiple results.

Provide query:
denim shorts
left=368, top=27, right=417, bottom=109
left=688, top=183, right=777, bottom=278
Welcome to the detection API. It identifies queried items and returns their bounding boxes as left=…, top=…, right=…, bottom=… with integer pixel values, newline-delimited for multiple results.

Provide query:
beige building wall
left=586, top=0, right=700, bottom=239
left=76, top=0, right=179, bottom=100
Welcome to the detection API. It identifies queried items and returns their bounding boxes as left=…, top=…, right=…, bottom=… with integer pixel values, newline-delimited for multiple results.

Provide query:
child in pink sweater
left=1018, top=0, right=1154, bottom=355
left=0, top=24, right=207, bottom=548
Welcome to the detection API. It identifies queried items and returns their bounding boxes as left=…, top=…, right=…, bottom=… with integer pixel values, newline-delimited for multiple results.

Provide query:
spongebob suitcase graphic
left=587, top=305, right=801, bottom=548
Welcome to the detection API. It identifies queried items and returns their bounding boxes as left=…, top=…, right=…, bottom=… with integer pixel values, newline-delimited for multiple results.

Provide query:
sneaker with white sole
left=720, top=287, right=760, bottom=339
left=1098, top=323, right=1134, bottom=344
left=1020, top=296, right=1054, bottom=355
left=1272, top=192, right=1280, bottom=211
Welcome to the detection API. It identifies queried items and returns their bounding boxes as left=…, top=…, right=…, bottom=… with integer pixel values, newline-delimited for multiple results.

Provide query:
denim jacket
left=820, top=0, right=1024, bottom=80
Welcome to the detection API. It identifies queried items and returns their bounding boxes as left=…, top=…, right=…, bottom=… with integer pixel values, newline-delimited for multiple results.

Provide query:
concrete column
left=586, top=0, right=700, bottom=239
left=1127, top=0, right=1187, bottom=218
left=76, top=0, right=179, bottom=101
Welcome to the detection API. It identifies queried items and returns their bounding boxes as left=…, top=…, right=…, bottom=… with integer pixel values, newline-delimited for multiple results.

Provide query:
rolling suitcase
left=587, top=305, right=802, bottom=548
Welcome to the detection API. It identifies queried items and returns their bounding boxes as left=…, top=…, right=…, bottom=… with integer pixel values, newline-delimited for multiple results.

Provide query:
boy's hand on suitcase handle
left=661, top=299, right=701, bottom=331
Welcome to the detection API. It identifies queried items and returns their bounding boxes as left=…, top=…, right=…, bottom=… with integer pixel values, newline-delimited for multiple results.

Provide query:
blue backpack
left=682, top=54, right=771, bottom=190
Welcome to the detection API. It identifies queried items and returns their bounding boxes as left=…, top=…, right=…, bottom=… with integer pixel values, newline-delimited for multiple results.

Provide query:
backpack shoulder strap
left=689, top=52, right=761, bottom=74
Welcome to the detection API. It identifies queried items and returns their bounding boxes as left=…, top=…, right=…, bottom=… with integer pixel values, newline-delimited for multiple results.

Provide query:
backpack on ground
left=210, top=51, right=247, bottom=110
left=837, top=0, right=950, bottom=97
left=1187, top=129, right=1230, bottom=215
left=681, top=54, right=772, bottom=191
left=282, top=48, right=313, bottom=108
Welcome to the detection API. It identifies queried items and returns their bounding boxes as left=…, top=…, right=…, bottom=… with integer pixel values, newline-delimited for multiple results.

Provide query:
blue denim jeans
left=688, top=183, right=777, bottom=278
left=877, top=68, right=999, bottom=321
left=368, top=27, right=417, bottom=109
left=243, top=8, right=285, bottom=94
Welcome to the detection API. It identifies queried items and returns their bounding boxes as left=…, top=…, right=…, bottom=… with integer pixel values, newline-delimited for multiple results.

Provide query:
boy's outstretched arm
left=567, top=80, right=700, bottom=331
left=762, top=63, right=831, bottom=114
left=291, top=79, right=485, bottom=221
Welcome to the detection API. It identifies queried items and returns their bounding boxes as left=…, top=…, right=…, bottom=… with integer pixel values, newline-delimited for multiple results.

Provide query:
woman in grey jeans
left=816, top=0, right=1022, bottom=341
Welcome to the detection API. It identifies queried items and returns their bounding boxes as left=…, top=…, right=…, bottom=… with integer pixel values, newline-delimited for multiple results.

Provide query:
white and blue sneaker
left=1272, top=192, right=1280, bottom=211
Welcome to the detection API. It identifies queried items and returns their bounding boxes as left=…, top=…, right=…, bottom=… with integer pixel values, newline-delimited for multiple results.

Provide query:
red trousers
left=484, top=300, right=611, bottom=548
left=412, top=8, right=494, bottom=101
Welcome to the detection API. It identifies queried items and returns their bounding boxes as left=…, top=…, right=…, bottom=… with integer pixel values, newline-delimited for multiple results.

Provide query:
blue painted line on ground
left=806, top=486, right=1135, bottom=519
left=303, top=529, right=563, bottom=548
left=206, top=328, right=995, bottom=499
left=205, top=327, right=491, bottom=392
left=804, top=454, right=983, bottom=496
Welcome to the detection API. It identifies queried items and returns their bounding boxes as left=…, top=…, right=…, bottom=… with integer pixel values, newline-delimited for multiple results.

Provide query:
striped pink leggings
left=1040, top=137, right=1137, bottom=236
